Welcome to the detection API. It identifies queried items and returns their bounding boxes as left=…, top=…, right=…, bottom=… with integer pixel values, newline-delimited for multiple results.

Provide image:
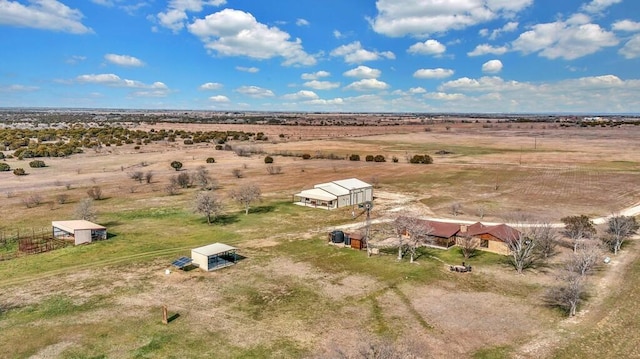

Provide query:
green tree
left=170, top=161, right=183, bottom=171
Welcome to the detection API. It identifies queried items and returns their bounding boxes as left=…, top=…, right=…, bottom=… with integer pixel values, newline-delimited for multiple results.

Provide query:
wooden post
left=162, top=305, right=168, bottom=324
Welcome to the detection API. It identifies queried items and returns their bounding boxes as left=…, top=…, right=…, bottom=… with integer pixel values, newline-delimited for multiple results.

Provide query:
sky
left=1, top=0, right=640, bottom=113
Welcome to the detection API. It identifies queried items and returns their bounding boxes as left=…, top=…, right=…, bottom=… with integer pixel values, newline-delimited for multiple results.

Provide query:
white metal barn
left=294, top=178, right=373, bottom=210
left=191, top=243, right=238, bottom=271
left=51, top=220, right=107, bottom=245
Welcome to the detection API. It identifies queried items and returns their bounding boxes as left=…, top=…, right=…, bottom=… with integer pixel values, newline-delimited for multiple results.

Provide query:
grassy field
left=0, top=122, right=639, bottom=358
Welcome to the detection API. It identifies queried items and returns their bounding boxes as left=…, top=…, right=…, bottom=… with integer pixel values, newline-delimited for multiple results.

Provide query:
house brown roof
left=466, top=222, right=520, bottom=242
left=417, top=219, right=461, bottom=238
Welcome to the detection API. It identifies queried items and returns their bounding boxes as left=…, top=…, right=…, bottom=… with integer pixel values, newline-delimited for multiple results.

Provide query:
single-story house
left=52, top=220, right=107, bottom=245
left=460, top=222, right=521, bottom=255
left=191, top=243, right=237, bottom=271
left=294, top=178, right=373, bottom=210
left=416, top=219, right=461, bottom=248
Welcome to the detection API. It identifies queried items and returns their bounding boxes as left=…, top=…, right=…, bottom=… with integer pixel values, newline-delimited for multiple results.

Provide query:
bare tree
left=165, top=183, right=179, bottom=196
left=505, top=229, right=536, bottom=274
left=229, top=184, right=261, bottom=215
left=546, top=271, right=584, bottom=316
left=75, top=198, right=96, bottom=221
left=566, top=240, right=602, bottom=276
left=561, top=215, right=596, bottom=252
left=458, top=233, right=478, bottom=259
left=170, top=172, right=192, bottom=189
left=192, top=166, right=214, bottom=189
left=87, top=186, right=103, bottom=200
left=56, top=193, right=69, bottom=204
left=266, top=165, right=282, bottom=175
left=22, top=193, right=43, bottom=208
left=531, top=222, right=558, bottom=259
left=145, top=171, right=154, bottom=184
left=474, top=204, right=487, bottom=219
left=451, top=202, right=462, bottom=216
left=604, top=215, right=639, bottom=255
left=129, top=171, right=144, bottom=183
left=231, top=168, right=243, bottom=178
left=193, top=192, right=223, bottom=225
left=392, top=216, right=432, bottom=263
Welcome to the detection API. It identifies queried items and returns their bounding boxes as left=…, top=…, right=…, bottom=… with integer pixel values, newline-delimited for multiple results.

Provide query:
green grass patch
left=472, top=345, right=513, bottom=359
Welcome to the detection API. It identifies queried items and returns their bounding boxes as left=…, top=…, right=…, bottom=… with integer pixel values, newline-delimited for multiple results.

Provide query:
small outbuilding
left=52, top=220, right=107, bottom=245
left=191, top=243, right=237, bottom=271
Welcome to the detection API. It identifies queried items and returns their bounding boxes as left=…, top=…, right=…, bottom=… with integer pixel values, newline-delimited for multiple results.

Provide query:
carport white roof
left=52, top=220, right=106, bottom=232
left=314, top=182, right=350, bottom=196
left=332, top=178, right=371, bottom=190
left=192, top=243, right=237, bottom=257
left=295, top=188, right=338, bottom=201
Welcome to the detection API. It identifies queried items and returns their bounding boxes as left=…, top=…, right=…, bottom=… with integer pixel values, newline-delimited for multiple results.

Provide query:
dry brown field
left=0, top=120, right=639, bottom=358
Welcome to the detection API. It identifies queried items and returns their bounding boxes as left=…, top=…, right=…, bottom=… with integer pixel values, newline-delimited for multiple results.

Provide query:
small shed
left=346, top=232, right=366, bottom=250
left=52, top=220, right=107, bottom=245
left=191, top=243, right=237, bottom=271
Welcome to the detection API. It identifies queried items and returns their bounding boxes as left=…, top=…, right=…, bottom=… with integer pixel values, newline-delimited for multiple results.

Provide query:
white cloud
left=104, top=54, right=145, bottom=67
left=282, top=90, right=319, bottom=100
left=157, top=0, right=226, bottom=32
left=369, top=0, right=533, bottom=37
left=424, top=92, right=466, bottom=101
left=333, top=30, right=344, bottom=39
left=413, top=68, right=454, bottom=79
left=236, top=66, right=259, bottom=73
left=306, top=98, right=344, bottom=106
left=482, top=59, right=503, bottom=73
left=467, top=43, right=509, bottom=56
left=76, top=74, right=168, bottom=91
left=235, top=85, right=275, bottom=98
left=296, top=18, right=309, bottom=26
left=581, top=0, right=623, bottom=14
left=209, top=95, right=230, bottom=102
left=0, top=0, right=92, bottom=34
left=66, top=55, right=87, bottom=65
left=407, top=39, right=446, bottom=56
left=612, top=20, right=640, bottom=32
left=301, top=71, right=330, bottom=80
left=303, top=80, right=340, bottom=90
left=619, top=34, right=640, bottom=59
left=330, top=41, right=395, bottom=64
left=512, top=18, right=618, bottom=60
left=0, top=84, right=39, bottom=92
left=481, top=21, right=519, bottom=40
left=409, top=87, right=427, bottom=94
left=199, top=82, right=223, bottom=90
left=344, top=79, right=389, bottom=91
left=188, top=9, right=316, bottom=66
left=343, top=66, right=381, bottom=79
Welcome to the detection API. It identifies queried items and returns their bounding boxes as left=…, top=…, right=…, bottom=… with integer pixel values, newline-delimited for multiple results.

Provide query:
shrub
left=392, top=156, right=399, bottom=163
left=0, top=163, right=9, bottom=171
left=170, top=161, right=183, bottom=171
left=215, top=145, right=223, bottom=150
left=409, top=154, right=433, bottom=164
left=302, top=153, right=311, bottom=160
left=206, top=157, right=215, bottom=163
left=264, top=156, right=274, bottom=164
left=365, top=155, right=374, bottom=162
left=183, top=139, right=194, bottom=145
left=13, top=168, right=27, bottom=176
left=266, top=165, right=282, bottom=175
left=87, top=186, right=103, bottom=200
left=349, top=154, right=360, bottom=161
left=29, top=160, right=46, bottom=168
left=374, top=155, right=386, bottom=162
left=134, top=146, right=141, bottom=150
left=0, top=152, right=4, bottom=159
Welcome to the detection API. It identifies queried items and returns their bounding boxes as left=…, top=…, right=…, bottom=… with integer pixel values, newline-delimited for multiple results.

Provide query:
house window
left=480, top=239, right=489, bottom=248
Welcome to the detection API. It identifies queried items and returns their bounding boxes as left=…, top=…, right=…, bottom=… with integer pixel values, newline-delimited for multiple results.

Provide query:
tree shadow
left=213, top=214, right=240, bottom=226
left=248, top=205, right=275, bottom=214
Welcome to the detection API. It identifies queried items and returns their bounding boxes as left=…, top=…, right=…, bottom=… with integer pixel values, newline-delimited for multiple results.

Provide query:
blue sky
left=1, top=0, right=639, bottom=113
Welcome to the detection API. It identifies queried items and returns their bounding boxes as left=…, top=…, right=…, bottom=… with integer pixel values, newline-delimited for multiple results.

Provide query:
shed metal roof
left=295, top=188, right=338, bottom=201
left=314, top=182, right=351, bottom=196
left=192, top=243, right=237, bottom=257
left=332, top=178, right=372, bottom=190
left=52, top=220, right=106, bottom=232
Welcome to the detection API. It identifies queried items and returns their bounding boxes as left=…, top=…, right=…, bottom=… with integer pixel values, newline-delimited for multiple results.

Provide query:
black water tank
left=331, top=230, right=344, bottom=243
left=344, top=233, right=351, bottom=246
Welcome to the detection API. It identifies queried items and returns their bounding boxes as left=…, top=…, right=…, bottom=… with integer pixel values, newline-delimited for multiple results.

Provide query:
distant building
left=191, top=243, right=238, bottom=271
left=294, top=178, right=373, bottom=210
